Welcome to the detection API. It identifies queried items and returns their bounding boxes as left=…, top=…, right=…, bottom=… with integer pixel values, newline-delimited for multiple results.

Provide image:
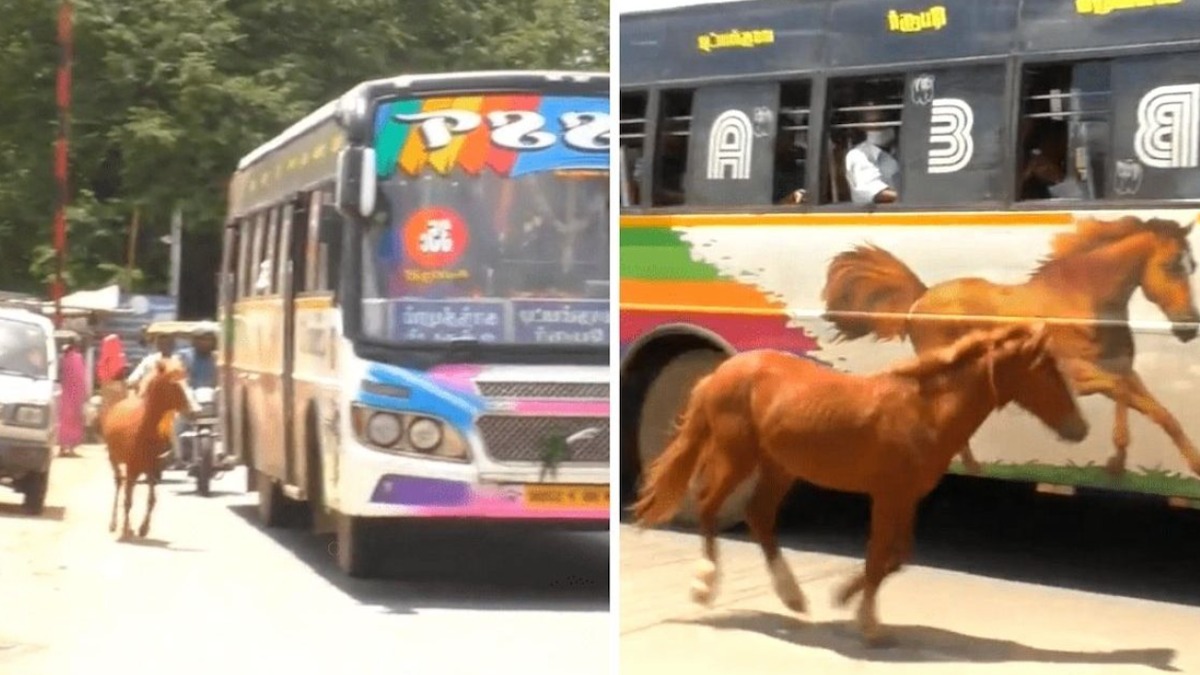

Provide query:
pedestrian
left=57, top=334, right=87, bottom=458
left=96, top=333, right=129, bottom=426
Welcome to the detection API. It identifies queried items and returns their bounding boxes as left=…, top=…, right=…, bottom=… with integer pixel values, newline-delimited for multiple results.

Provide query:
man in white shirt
left=844, top=106, right=900, bottom=204
left=126, top=332, right=177, bottom=391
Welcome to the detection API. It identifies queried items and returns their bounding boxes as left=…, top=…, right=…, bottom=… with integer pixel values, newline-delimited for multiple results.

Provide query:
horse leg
left=1107, top=394, right=1131, bottom=477
left=689, top=455, right=750, bottom=607
left=109, top=458, right=122, bottom=533
left=138, top=467, right=157, bottom=538
left=1122, top=372, right=1200, bottom=476
left=852, top=494, right=917, bottom=645
left=120, top=469, right=137, bottom=540
left=744, top=465, right=805, bottom=614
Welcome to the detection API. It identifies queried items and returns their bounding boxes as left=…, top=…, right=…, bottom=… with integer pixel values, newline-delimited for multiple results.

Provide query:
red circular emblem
left=402, top=206, right=469, bottom=269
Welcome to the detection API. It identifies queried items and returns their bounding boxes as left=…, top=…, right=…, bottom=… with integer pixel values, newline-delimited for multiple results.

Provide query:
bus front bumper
left=334, top=443, right=609, bottom=521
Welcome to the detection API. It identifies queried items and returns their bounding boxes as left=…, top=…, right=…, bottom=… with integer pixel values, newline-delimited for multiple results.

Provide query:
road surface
left=0, top=445, right=609, bottom=675
left=619, top=479, right=1200, bottom=675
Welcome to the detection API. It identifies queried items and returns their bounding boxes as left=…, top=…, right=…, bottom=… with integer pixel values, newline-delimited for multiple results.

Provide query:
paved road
left=620, top=479, right=1200, bottom=675
left=0, top=445, right=609, bottom=675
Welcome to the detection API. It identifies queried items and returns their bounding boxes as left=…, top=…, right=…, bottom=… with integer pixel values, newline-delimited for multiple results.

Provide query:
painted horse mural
left=821, top=215, right=1200, bottom=478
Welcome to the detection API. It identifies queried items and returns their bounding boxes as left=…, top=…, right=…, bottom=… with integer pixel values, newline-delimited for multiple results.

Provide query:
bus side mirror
left=335, top=146, right=377, bottom=219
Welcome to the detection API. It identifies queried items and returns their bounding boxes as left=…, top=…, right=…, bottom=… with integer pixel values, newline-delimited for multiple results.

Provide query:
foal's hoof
left=859, top=623, right=898, bottom=648
left=781, top=593, right=808, bottom=615
left=689, top=559, right=718, bottom=606
left=689, top=580, right=716, bottom=606
left=137, top=524, right=150, bottom=538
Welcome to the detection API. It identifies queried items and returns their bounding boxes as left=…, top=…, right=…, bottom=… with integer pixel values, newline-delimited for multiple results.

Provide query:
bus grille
left=476, top=382, right=609, bottom=400
left=477, top=415, right=609, bottom=464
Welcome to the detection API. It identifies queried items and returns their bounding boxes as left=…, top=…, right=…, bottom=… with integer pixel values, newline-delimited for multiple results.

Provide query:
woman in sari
left=57, top=335, right=87, bottom=457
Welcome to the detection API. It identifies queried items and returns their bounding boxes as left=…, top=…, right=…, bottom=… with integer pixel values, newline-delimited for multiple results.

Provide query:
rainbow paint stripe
left=373, top=94, right=609, bottom=179
left=620, top=224, right=821, bottom=358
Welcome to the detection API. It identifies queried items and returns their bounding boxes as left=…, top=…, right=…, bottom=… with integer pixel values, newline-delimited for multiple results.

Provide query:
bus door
left=218, top=222, right=239, bottom=455
left=279, top=202, right=301, bottom=488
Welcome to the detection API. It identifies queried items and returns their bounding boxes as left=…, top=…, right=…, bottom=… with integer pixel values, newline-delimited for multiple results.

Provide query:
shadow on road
left=622, top=474, right=1200, bottom=608
left=227, top=504, right=609, bottom=615
left=676, top=609, right=1180, bottom=671
left=0, top=503, right=66, bottom=522
left=115, top=535, right=203, bottom=552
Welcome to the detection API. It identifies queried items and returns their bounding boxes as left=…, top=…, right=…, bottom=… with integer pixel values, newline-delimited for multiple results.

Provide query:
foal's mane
left=1032, top=216, right=1192, bottom=277
left=885, top=324, right=1036, bottom=380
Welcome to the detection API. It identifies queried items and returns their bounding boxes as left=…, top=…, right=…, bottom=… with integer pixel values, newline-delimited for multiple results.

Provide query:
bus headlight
left=407, top=417, right=443, bottom=451
left=365, top=412, right=403, bottom=448
left=350, top=404, right=468, bottom=461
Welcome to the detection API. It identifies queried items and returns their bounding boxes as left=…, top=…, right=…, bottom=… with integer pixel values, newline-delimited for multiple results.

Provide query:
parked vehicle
left=0, top=308, right=58, bottom=515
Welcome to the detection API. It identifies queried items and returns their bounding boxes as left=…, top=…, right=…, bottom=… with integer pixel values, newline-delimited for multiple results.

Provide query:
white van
left=0, top=308, right=58, bottom=515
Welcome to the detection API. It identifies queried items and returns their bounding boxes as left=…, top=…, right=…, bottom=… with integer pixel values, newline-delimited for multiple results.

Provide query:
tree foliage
left=0, top=0, right=609, bottom=295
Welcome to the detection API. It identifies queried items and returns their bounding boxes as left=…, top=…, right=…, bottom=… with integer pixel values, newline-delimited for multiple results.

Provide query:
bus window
left=1017, top=61, right=1111, bottom=202
left=222, top=223, right=240, bottom=306
left=236, top=217, right=252, bottom=299
left=257, top=208, right=280, bottom=295
left=277, top=202, right=295, bottom=294
left=824, top=76, right=904, bottom=205
left=290, top=198, right=308, bottom=294
left=620, top=91, right=647, bottom=208
left=653, top=90, right=692, bottom=206
left=774, top=81, right=811, bottom=206
left=249, top=211, right=268, bottom=296
left=306, top=188, right=336, bottom=294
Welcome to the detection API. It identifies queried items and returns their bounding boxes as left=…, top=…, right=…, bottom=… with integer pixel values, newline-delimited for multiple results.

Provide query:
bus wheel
left=256, top=470, right=301, bottom=528
left=636, top=349, right=757, bottom=530
left=335, top=514, right=382, bottom=578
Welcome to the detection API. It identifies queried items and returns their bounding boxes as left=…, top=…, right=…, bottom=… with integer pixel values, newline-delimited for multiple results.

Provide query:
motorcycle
left=177, top=386, right=233, bottom=496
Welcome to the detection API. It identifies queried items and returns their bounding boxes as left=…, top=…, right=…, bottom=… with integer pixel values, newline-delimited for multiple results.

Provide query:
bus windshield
left=361, top=92, right=610, bottom=348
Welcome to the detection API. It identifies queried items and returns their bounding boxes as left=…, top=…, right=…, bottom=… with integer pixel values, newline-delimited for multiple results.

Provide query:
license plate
left=523, top=484, right=609, bottom=509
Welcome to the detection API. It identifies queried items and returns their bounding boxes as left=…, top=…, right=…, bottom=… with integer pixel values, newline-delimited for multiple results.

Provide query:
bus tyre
left=256, top=470, right=301, bottom=528
left=335, top=514, right=381, bottom=578
left=637, top=349, right=756, bottom=530
left=195, top=434, right=213, bottom=497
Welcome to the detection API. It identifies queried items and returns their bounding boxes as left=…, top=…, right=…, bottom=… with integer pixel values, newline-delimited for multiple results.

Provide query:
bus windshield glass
left=361, top=92, right=610, bottom=348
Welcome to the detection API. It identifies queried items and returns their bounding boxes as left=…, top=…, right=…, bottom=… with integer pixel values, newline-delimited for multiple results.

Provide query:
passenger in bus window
left=773, top=128, right=807, bottom=205
left=844, top=105, right=899, bottom=204
left=652, top=133, right=687, bottom=206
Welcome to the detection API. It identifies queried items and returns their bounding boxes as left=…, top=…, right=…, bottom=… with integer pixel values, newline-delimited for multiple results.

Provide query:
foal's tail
left=632, top=376, right=712, bottom=527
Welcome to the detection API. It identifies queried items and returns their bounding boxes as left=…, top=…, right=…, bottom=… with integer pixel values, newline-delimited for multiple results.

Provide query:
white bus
left=219, top=71, right=611, bottom=577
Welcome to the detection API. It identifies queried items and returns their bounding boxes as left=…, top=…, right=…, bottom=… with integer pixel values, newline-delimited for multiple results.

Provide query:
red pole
left=53, top=0, right=73, bottom=328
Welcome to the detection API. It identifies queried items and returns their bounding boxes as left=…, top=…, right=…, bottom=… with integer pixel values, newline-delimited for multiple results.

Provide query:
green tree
left=0, top=0, right=609, bottom=296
